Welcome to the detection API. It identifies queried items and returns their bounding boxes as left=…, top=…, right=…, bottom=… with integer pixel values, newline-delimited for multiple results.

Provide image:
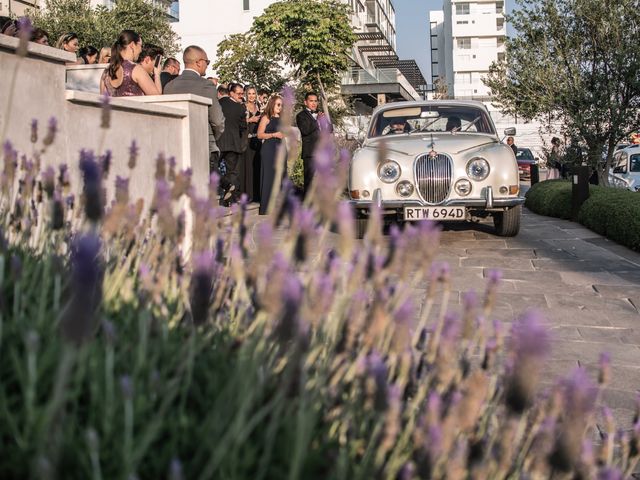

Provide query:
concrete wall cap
left=65, top=90, right=188, bottom=118
left=0, top=35, right=77, bottom=63
left=128, top=94, right=213, bottom=107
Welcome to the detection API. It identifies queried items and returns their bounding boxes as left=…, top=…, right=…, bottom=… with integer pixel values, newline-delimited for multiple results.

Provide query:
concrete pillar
left=377, top=93, right=387, bottom=106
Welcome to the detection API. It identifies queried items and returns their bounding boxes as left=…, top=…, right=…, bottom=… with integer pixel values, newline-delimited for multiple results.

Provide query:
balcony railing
left=341, top=67, right=420, bottom=99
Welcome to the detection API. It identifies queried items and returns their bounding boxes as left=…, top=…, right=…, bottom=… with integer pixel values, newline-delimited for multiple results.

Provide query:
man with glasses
left=217, top=82, right=248, bottom=205
left=164, top=46, right=225, bottom=179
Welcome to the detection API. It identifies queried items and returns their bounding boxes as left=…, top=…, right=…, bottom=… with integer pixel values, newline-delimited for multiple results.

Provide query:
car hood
left=363, top=133, right=499, bottom=157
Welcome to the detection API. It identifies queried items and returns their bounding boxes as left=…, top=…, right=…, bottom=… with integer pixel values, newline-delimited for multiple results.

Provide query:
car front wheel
left=493, top=205, right=521, bottom=237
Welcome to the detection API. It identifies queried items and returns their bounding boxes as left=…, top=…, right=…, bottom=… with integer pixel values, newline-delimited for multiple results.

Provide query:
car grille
left=414, top=153, right=453, bottom=205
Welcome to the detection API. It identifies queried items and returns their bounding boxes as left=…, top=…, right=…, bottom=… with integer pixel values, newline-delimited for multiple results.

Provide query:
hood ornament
left=428, top=134, right=438, bottom=158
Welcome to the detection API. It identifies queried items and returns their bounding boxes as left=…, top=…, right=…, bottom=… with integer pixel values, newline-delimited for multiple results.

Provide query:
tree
left=484, top=0, right=640, bottom=185
left=251, top=0, right=357, bottom=92
left=213, top=33, right=287, bottom=93
left=28, top=0, right=179, bottom=55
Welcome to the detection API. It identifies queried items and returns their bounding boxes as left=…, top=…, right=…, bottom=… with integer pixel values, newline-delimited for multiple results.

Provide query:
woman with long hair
left=257, top=94, right=286, bottom=215
left=97, top=46, right=111, bottom=64
left=56, top=32, right=79, bottom=53
left=100, top=30, right=161, bottom=97
left=78, top=45, right=99, bottom=64
left=240, top=86, right=262, bottom=201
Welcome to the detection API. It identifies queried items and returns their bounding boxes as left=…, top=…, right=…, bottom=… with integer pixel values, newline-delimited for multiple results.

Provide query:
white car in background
left=610, top=144, right=640, bottom=191
left=348, top=100, right=524, bottom=237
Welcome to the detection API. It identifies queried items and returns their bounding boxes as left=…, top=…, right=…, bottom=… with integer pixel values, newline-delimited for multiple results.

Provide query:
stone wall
left=0, top=36, right=212, bottom=206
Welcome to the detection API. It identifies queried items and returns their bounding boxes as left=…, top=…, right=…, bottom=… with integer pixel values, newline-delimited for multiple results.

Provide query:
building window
left=496, top=1, right=504, bottom=13
left=456, top=20, right=468, bottom=24
left=243, top=0, right=250, bottom=11
left=455, top=73, right=472, bottom=84
left=455, top=3, right=470, bottom=15
left=497, top=37, right=505, bottom=47
left=496, top=18, right=505, bottom=29
left=497, top=52, right=506, bottom=62
left=457, top=38, right=471, bottom=49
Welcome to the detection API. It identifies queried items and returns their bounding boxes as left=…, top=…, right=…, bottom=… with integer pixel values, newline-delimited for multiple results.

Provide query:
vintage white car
left=348, top=100, right=524, bottom=237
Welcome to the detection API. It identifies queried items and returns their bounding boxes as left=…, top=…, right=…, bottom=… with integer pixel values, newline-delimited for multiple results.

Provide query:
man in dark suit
left=160, top=57, right=180, bottom=91
left=296, top=92, right=332, bottom=195
left=164, top=46, right=224, bottom=175
left=217, top=82, right=248, bottom=205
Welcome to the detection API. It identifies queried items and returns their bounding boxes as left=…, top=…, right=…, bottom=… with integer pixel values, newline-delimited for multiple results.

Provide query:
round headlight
left=378, top=160, right=401, bottom=183
left=466, top=157, right=490, bottom=181
left=396, top=180, right=414, bottom=197
left=454, top=179, right=472, bottom=196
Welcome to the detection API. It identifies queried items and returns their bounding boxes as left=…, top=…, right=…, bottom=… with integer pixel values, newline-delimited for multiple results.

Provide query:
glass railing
left=341, top=67, right=420, bottom=99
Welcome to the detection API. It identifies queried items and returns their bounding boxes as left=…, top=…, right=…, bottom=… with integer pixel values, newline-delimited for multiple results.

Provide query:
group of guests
left=0, top=17, right=110, bottom=65
left=3, top=20, right=331, bottom=213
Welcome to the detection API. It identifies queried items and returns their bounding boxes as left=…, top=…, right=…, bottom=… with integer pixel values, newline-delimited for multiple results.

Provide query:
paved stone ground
left=244, top=192, right=640, bottom=430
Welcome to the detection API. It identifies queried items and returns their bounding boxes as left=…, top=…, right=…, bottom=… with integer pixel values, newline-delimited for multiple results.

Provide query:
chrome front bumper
left=349, top=187, right=525, bottom=210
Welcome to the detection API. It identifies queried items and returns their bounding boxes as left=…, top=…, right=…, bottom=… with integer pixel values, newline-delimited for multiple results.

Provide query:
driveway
left=246, top=196, right=640, bottom=428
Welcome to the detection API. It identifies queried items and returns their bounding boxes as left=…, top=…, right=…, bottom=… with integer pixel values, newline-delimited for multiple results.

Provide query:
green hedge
left=525, top=180, right=640, bottom=251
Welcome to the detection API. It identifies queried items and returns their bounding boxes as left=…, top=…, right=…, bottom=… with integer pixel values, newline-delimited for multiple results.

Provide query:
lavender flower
left=43, top=117, right=58, bottom=146
left=119, top=375, right=133, bottom=399
left=128, top=140, right=139, bottom=169
left=504, top=310, right=550, bottom=414
left=274, top=274, right=303, bottom=344
left=41, top=166, right=55, bottom=198
left=115, top=176, right=129, bottom=205
left=487, top=269, right=502, bottom=287
left=16, top=17, right=33, bottom=57
left=60, top=233, right=103, bottom=345
left=79, top=150, right=103, bottom=221
left=598, top=351, right=611, bottom=385
left=169, top=457, right=184, bottom=480
left=100, top=92, right=111, bottom=129
left=189, top=251, right=214, bottom=325
left=30, top=119, right=38, bottom=143
left=101, top=150, right=112, bottom=177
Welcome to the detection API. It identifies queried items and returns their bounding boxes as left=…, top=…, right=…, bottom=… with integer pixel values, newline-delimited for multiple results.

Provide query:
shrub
left=524, top=180, right=572, bottom=219
left=526, top=180, right=640, bottom=251
left=0, top=94, right=638, bottom=478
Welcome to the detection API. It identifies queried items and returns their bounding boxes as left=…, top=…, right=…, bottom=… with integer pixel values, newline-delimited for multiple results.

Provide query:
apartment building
left=174, top=0, right=425, bottom=109
left=0, top=0, right=38, bottom=17
left=430, top=0, right=506, bottom=100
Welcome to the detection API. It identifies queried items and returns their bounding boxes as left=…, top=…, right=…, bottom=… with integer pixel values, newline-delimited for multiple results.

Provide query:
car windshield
left=516, top=149, right=534, bottom=160
left=369, top=104, right=496, bottom=138
left=630, top=154, right=640, bottom=172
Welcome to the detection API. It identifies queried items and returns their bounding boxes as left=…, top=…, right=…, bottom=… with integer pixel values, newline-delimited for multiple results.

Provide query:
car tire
left=355, top=218, right=367, bottom=239
left=493, top=205, right=521, bottom=237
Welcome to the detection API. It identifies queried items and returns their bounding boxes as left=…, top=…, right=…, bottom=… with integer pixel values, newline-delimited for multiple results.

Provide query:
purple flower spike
left=169, top=457, right=184, bottom=480
left=43, top=117, right=58, bottom=146
left=462, top=290, right=479, bottom=309
left=429, top=261, right=450, bottom=283
left=510, top=310, right=550, bottom=360
left=16, top=17, right=33, bottom=56
left=30, top=119, right=38, bottom=143
left=599, top=351, right=611, bottom=384
left=42, top=166, right=55, bottom=197
left=487, top=269, right=502, bottom=286
left=115, top=176, right=129, bottom=204
left=394, top=298, right=415, bottom=326
left=61, top=233, right=103, bottom=345
left=100, top=92, right=111, bottom=129
left=128, top=140, right=139, bottom=169
left=119, top=375, right=133, bottom=399
left=281, top=84, right=295, bottom=107
left=598, top=468, right=623, bottom=480
left=561, top=367, right=598, bottom=416
left=79, top=150, right=103, bottom=221
left=190, top=251, right=215, bottom=325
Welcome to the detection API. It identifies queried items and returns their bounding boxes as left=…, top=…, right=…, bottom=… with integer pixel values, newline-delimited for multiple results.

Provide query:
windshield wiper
left=416, top=117, right=442, bottom=133
left=462, top=116, right=482, bottom=132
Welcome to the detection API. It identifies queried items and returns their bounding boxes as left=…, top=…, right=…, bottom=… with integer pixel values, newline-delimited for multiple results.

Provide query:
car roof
left=621, top=144, right=640, bottom=153
left=371, top=99, right=491, bottom=116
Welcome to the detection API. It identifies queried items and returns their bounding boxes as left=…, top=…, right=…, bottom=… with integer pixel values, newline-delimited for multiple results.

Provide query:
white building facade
left=430, top=0, right=505, bottom=100
left=174, top=0, right=424, bottom=109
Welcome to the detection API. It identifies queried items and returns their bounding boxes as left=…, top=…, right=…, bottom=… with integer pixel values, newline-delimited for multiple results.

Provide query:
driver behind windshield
left=445, top=116, right=462, bottom=132
left=387, top=119, right=411, bottom=135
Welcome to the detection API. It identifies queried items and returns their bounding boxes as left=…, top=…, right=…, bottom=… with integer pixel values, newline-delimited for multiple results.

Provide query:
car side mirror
left=504, top=127, right=516, bottom=136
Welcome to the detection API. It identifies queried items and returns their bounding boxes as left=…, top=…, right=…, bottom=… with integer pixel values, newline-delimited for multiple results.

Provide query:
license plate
left=404, top=207, right=466, bottom=221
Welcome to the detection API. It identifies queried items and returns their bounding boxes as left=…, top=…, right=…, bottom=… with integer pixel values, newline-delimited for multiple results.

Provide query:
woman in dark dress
left=257, top=95, right=285, bottom=215
left=240, top=86, right=262, bottom=201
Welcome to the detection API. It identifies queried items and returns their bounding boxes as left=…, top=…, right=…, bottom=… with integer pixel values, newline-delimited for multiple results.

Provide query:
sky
left=394, top=0, right=441, bottom=82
